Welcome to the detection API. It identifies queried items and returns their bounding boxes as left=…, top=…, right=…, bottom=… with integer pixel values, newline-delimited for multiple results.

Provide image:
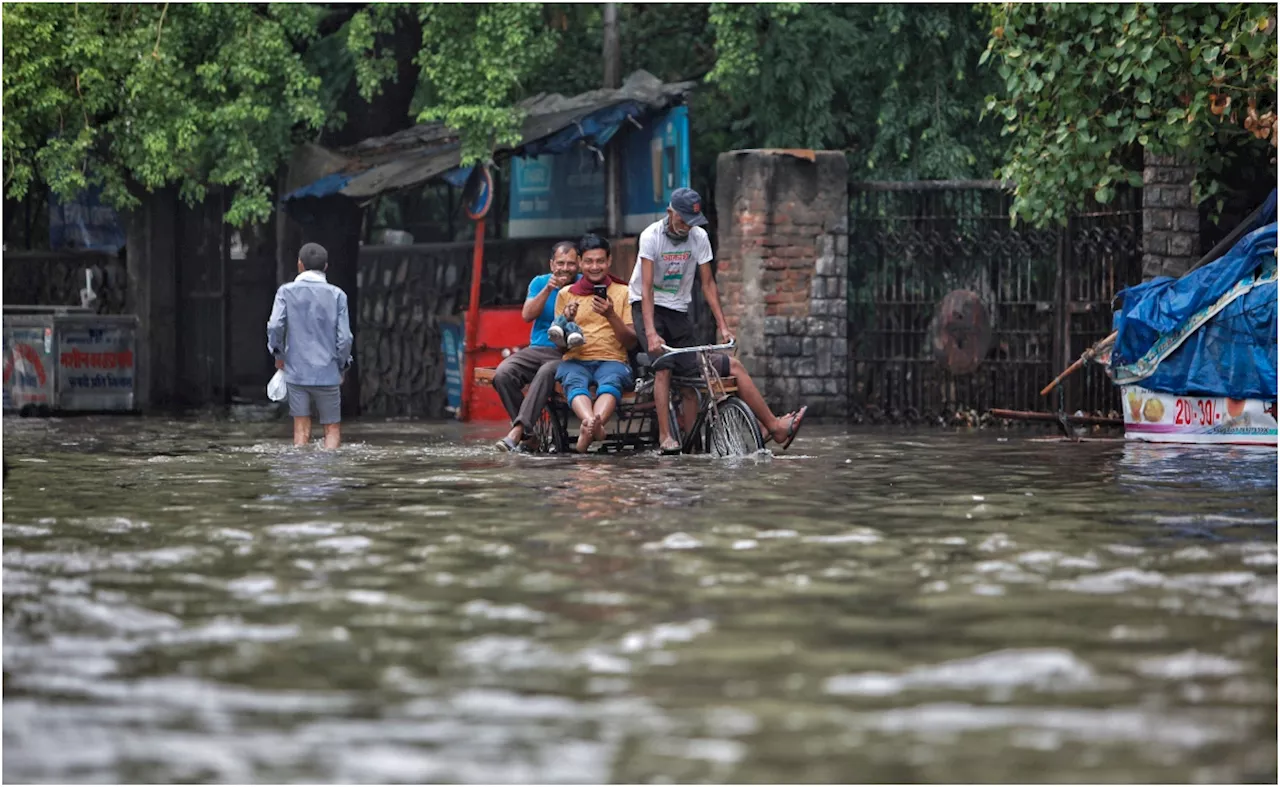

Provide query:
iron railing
left=356, top=240, right=547, bottom=417
left=847, top=182, right=1141, bottom=421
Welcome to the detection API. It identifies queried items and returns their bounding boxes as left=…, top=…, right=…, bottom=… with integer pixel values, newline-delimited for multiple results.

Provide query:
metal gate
left=847, top=181, right=1141, bottom=421
left=175, top=192, right=230, bottom=406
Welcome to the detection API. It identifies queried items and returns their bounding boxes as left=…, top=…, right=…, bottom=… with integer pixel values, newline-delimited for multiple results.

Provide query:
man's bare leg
left=653, top=369, right=680, bottom=452
left=677, top=386, right=698, bottom=436
left=293, top=416, right=311, bottom=447
left=592, top=393, right=617, bottom=440
left=570, top=395, right=597, bottom=453
left=503, top=422, right=525, bottom=445
left=323, top=423, right=341, bottom=450
left=727, top=357, right=801, bottom=443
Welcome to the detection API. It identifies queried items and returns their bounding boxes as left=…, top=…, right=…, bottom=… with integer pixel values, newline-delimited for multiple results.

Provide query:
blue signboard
left=508, top=105, right=690, bottom=238
left=48, top=186, right=125, bottom=252
left=440, top=318, right=464, bottom=416
left=509, top=150, right=606, bottom=237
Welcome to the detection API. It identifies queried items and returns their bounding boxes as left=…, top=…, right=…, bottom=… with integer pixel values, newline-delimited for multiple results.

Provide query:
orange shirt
left=555, top=282, right=634, bottom=362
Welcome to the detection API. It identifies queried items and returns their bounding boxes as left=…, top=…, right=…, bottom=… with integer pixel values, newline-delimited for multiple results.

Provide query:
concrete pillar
left=715, top=150, right=849, bottom=420
left=1142, top=150, right=1200, bottom=280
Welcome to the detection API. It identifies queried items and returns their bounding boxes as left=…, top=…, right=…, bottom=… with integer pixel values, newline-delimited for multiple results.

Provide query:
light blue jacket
left=266, top=271, right=353, bottom=387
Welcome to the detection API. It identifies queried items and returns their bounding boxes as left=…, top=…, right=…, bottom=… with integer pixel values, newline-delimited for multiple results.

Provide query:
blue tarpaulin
left=1111, top=196, right=1277, bottom=400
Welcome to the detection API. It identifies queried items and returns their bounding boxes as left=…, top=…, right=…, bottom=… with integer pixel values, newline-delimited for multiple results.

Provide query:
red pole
left=459, top=217, right=485, bottom=421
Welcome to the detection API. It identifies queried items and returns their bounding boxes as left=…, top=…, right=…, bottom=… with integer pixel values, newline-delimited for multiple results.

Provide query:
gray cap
left=669, top=187, right=708, bottom=228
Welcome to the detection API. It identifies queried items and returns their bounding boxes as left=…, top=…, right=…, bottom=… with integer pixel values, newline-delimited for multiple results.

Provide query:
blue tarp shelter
left=1110, top=189, right=1278, bottom=400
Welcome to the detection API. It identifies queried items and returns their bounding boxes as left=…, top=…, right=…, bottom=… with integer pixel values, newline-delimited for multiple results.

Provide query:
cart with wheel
left=474, top=340, right=766, bottom=457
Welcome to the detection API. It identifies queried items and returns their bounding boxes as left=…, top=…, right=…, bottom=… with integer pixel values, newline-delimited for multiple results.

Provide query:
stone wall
left=715, top=150, right=849, bottom=420
left=1142, top=150, right=1200, bottom=280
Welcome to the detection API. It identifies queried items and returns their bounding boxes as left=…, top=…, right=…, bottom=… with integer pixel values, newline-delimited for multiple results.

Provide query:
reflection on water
left=3, top=416, right=1276, bottom=783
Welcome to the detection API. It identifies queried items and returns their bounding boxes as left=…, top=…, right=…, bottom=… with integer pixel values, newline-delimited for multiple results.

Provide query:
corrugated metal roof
left=283, top=70, right=695, bottom=203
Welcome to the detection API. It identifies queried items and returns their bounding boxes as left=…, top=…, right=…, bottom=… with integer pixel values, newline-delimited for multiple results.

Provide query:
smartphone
left=593, top=284, right=610, bottom=300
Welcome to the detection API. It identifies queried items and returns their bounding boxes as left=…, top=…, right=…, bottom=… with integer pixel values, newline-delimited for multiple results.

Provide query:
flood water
left=2, top=416, right=1276, bottom=783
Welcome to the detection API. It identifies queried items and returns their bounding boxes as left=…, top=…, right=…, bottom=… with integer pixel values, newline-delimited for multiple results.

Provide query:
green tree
left=982, top=3, right=1278, bottom=227
left=2, top=2, right=327, bottom=225
left=706, top=3, right=1005, bottom=180
left=347, top=3, right=559, bottom=165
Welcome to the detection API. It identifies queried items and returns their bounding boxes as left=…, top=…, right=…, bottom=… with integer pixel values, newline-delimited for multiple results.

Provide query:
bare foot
left=577, top=417, right=597, bottom=453
left=593, top=418, right=607, bottom=441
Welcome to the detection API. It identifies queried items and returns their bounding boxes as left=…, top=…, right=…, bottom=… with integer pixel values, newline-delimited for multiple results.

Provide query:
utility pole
left=603, top=3, right=622, bottom=238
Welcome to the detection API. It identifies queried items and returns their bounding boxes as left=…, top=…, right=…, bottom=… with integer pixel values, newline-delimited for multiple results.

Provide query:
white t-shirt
left=627, top=220, right=714, bottom=313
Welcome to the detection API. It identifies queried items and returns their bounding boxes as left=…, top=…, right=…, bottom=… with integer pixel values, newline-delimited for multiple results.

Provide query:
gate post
left=124, top=188, right=180, bottom=410
left=1142, top=150, right=1200, bottom=280
left=715, top=150, right=848, bottom=420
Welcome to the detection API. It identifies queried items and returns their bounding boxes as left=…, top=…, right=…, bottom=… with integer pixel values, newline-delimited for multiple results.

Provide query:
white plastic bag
left=267, top=369, right=287, bottom=402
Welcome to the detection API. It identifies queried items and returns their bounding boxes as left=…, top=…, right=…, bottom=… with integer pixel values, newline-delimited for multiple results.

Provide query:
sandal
left=495, top=436, right=518, bottom=453
left=780, top=406, right=808, bottom=451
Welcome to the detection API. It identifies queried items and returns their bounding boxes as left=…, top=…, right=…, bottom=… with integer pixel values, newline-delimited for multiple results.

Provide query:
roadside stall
left=282, top=70, right=695, bottom=421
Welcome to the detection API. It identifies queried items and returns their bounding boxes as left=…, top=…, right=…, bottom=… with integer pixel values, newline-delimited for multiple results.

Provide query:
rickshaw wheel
left=532, top=406, right=568, bottom=454
left=708, top=397, right=765, bottom=457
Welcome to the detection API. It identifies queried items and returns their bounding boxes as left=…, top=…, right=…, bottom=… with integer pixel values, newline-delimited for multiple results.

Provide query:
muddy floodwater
left=2, top=416, right=1276, bottom=783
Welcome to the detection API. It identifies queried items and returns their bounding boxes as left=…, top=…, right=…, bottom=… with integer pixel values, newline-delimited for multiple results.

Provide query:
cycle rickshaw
left=475, top=340, right=767, bottom=457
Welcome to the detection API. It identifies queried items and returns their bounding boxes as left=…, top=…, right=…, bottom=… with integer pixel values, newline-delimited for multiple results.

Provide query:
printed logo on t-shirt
left=657, top=250, right=691, bottom=293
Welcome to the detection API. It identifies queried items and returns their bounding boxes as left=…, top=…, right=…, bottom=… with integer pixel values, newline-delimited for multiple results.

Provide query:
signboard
left=2, top=323, right=55, bottom=412
left=1121, top=384, right=1278, bottom=445
left=441, top=318, right=464, bottom=416
left=55, top=320, right=137, bottom=411
left=49, top=186, right=126, bottom=252
left=508, top=105, right=690, bottom=238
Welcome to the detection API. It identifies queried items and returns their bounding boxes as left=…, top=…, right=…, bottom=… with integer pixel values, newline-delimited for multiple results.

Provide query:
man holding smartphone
left=629, top=188, right=807, bottom=454
left=493, top=240, right=580, bottom=452
left=553, top=234, right=637, bottom=453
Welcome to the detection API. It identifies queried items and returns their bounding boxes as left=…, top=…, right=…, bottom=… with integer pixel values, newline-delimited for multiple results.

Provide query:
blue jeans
left=556, top=360, right=634, bottom=402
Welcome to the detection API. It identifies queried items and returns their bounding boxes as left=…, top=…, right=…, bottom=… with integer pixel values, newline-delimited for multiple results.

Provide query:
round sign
left=930, top=289, right=992, bottom=375
left=465, top=165, right=494, bottom=221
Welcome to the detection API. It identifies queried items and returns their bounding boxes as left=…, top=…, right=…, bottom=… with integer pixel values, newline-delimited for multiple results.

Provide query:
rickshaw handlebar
left=658, top=340, right=736, bottom=358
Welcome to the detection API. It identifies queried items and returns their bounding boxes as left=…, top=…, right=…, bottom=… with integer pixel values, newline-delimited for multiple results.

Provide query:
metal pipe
left=990, top=408, right=1122, bottom=426
left=459, top=216, right=486, bottom=422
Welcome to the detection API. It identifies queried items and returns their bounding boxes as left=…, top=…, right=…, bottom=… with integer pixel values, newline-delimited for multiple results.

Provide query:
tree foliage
left=3, top=2, right=1012, bottom=231
left=2, top=2, right=327, bottom=225
left=983, top=3, right=1278, bottom=227
left=347, top=3, right=559, bottom=165
left=706, top=3, right=1004, bottom=180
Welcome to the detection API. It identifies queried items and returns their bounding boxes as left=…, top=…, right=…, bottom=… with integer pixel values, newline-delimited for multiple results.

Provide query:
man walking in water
left=267, top=242, right=354, bottom=449
left=630, top=188, right=806, bottom=454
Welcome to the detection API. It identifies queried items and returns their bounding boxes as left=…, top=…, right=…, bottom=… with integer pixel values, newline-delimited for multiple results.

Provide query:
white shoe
left=548, top=324, right=567, bottom=350
left=567, top=331, right=585, bottom=349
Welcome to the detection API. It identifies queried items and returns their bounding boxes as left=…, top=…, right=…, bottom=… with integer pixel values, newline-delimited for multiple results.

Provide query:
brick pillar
left=1142, top=150, right=1200, bottom=280
left=715, top=150, right=848, bottom=420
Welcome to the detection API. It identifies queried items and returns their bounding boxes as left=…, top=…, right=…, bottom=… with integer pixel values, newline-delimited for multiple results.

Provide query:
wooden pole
left=1040, top=330, right=1117, bottom=396
left=459, top=216, right=485, bottom=421
left=603, top=3, right=622, bottom=237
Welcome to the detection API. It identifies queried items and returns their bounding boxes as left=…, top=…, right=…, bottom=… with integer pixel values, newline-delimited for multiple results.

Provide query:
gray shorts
left=287, top=384, right=341, bottom=424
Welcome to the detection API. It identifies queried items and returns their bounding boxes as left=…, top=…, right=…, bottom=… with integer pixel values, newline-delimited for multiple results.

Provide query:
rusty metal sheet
left=930, top=290, right=992, bottom=376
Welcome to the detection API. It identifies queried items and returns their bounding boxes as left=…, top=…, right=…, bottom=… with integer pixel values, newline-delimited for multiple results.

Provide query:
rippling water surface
left=3, top=416, right=1276, bottom=783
